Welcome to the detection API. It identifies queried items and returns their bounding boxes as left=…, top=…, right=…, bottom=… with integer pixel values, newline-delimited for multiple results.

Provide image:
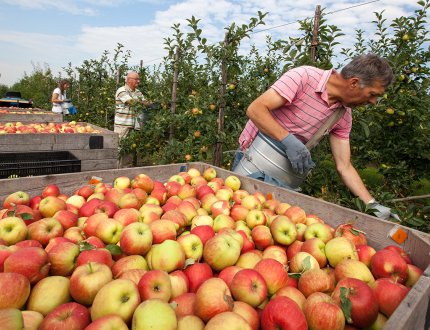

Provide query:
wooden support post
left=169, top=47, right=180, bottom=141
left=213, top=34, right=229, bottom=167
left=310, top=5, right=321, bottom=63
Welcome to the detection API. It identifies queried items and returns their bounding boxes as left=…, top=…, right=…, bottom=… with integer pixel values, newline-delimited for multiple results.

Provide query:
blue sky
left=0, top=0, right=425, bottom=86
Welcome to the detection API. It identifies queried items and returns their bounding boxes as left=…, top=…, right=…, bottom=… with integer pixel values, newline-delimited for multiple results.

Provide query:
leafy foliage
left=5, top=1, right=429, bottom=232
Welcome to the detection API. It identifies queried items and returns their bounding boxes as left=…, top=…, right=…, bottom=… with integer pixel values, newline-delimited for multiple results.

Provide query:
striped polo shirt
left=239, top=66, right=352, bottom=150
left=114, top=85, right=145, bottom=127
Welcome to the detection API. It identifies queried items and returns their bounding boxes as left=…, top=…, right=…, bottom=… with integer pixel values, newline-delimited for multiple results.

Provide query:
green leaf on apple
left=106, top=244, right=123, bottom=255
left=349, top=228, right=360, bottom=236
left=303, top=256, right=311, bottom=272
left=79, top=241, right=95, bottom=252
left=184, top=258, right=196, bottom=268
left=6, top=210, right=16, bottom=217
left=288, top=273, right=302, bottom=279
left=20, top=213, right=34, bottom=220
left=339, top=287, right=353, bottom=323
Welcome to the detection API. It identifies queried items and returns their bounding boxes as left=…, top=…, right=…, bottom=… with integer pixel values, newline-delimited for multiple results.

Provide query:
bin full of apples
left=0, top=167, right=424, bottom=330
left=0, top=121, right=101, bottom=134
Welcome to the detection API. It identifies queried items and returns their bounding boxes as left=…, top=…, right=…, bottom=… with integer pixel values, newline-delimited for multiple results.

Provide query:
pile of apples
left=0, top=121, right=101, bottom=134
left=0, top=167, right=424, bottom=330
left=0, top=108, right=52, bottom=114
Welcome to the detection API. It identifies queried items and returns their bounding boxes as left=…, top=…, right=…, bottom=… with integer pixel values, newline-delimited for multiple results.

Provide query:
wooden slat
left=80, top=159, right=117, bottom=171
left=70, top=149, right=117, bottom=160
left=0, top=113, right=63, bottom=122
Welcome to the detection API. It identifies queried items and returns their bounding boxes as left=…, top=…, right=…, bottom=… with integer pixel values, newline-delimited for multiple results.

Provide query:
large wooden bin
left=0, top=162, right=428, bottom=329
left=0, top=122, right=118, bottom=172
left=0, top=107, right=63, bottom=123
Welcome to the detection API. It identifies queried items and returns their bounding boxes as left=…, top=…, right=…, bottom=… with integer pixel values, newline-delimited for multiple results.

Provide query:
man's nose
left=368, top=96, right=378, bottom=105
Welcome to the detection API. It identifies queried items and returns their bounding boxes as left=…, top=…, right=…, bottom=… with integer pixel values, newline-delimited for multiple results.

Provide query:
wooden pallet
left=0, top=122, right=118, bottom=171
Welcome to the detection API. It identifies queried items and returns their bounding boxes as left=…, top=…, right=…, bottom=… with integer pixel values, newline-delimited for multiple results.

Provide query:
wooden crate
left=0, top=108, right=63, bottom=123
left=0, top=162, right=428, bottom=329
left=0, top=122, right=118, bottom=171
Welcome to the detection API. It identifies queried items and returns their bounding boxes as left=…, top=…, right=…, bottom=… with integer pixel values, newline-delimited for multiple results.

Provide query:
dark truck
left=0, top=91, right=33, bottom=108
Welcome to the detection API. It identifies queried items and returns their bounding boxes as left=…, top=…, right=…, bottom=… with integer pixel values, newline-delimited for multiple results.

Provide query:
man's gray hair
left=341, top=54, right=394, bottom=88
left=125, top=71, right=139, bottom=82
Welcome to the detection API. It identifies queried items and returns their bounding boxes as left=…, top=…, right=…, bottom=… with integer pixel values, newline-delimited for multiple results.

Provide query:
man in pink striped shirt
left=234, top=53, right=399, bottom=220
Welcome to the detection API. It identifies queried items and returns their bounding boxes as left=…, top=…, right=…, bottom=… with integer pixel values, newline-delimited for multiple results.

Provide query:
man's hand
left=368, top=201, right=401, bottom=221
left=281, top=134, right=315, bottom=174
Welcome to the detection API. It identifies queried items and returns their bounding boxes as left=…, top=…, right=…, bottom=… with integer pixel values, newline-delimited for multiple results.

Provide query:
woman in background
left=51, top=79, right=70, bottom=115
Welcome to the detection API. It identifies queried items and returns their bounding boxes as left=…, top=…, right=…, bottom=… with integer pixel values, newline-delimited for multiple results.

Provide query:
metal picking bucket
left=233, top=132, right=309, bottom=189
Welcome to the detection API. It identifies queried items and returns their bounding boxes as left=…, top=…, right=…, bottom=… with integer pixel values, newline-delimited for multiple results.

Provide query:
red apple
left=3, top=191, right=30, bottom=208
left=332, top=277, right=379, bottom=328
left=254, top=258, right=289, bottom=296
left=27, top=217, right=64, bottom=246
left=298, top=268, right=334, bottom=298
left=230, top=268, right=268, bottom=307
left=372, top=277, right=410, bottom=317
left=48, top=241, right=80, bottom=276
left=335, top=223, right=367, bottom=246
left=284, top=205, right=307, bottom=224
left=69, top=262, right=113, bottom=306
left=39, top=302, right=90, bottom=330
left=76, top=248, right=113, bottom=268
left=138, top=269, right=172, bottom=302
left=53, top=210, right=78, bottom=230
left=232, top=300, right=260, bottom=330
left=171, top=292, right=196, bottom=318
left=304, top=300, right=345, bottom=330
left=286, top=239, right=304, bottom=261
left=169, top=269, right=189, bottom=299
left=0, top=272, right=30, bottom=309
left=41, top=184, right=61, bottom=198
left=272, top=286, right=306, bottom=311
left=190, top=225, right=215, bottom=246
left=370, top=249, right=408, bottom=284
left=183, top=262, right=214, bottom=293
left=119, top=222, right=153, bottom=256
left=38, top=196, right=67, bottom=218
left=356, top=244, right=376, bottom=268
left=260, top=296, right=308, bottom=330
left=4, top=247, right=50, bottom=284
left=300, top=237, right=327, bottom=268
left=194, top=277, right=234, bottom=322
left=84, top=314, right=128, bottom=330
left=383, top=245, right=412, bottom=264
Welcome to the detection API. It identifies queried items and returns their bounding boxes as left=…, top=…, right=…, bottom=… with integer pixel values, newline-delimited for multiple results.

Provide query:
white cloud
left=1, top=0, right=98, bottom=15
left=0, top=0, right=427, bottom=86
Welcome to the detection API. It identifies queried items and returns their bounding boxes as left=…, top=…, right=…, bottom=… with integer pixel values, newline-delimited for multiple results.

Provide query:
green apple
left=325, top=237, right=358, bottom=267
left=176, top=233, right=203, bottom=262
left=0, top=308, right=24, bottom=330
left=224, top=175, right=241, bottom=191
left=334, top=259, right=375, bottom=285
left=0, top=216, right=28, bottom=245
left=91, top=279, right=141, bottom=323
left=95, top=218, right=123, bottom=244
left=147, top=240, right=185, bottom=273
left=132, top=298, right=177, bottom=329
left=27, top=276, right=71, bottom=316
left=270, top=215, right=297, bottom=246
left=203, top=233, right=241, bottom=272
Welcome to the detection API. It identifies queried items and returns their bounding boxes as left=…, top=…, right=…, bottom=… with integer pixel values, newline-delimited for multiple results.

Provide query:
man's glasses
left=129, top=78, right=140, bottom=80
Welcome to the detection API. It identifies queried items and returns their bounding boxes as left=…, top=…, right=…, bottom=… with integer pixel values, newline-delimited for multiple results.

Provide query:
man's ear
left=349, top=77, right=360, bottom=89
